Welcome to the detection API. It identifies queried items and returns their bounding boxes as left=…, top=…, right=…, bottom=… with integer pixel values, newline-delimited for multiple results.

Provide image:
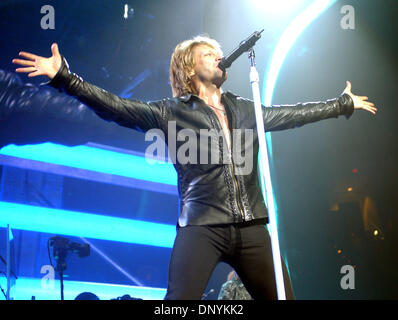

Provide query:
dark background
left=0, top=0, right=397, bottom=299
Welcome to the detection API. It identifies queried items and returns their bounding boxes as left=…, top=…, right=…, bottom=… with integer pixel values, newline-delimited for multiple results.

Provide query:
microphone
left=218, top=30, right=264, bottom=71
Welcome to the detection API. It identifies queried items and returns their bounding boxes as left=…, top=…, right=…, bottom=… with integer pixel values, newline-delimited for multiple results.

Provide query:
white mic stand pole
left=248, top=48, right=286, bottom=300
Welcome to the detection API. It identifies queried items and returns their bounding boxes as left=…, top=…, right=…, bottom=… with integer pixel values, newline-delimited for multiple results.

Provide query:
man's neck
left=195, top=82, right=223, bottom=108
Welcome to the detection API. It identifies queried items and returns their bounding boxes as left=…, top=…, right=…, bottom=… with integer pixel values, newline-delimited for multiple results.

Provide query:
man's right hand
left=12, top=42, right=62, bottom=79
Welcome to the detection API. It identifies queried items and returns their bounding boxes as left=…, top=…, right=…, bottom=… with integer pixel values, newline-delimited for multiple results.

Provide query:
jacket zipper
left=206, top=105, right=246, bottom=221
left=230, top=157, right=246, bottom=221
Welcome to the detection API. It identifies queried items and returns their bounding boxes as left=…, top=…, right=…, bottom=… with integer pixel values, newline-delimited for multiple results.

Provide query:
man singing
left=12, top=36, right=376, bottom=300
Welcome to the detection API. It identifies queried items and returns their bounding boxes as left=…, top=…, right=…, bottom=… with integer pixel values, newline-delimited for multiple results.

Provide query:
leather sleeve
left=262, top=93, right=354, bottom=132
left=43, top=56, right=167, bottom=133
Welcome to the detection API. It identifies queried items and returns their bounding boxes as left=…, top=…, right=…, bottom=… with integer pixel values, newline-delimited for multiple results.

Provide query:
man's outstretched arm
left=0, top=66, right=130, bottom=148
left=12, top=43, right=167, bottom=133
left=262, top=82, right=377, bottom=132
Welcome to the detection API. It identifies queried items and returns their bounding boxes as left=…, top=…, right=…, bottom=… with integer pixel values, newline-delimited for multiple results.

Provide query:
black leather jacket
left=47, top=56, right=354, bottom=227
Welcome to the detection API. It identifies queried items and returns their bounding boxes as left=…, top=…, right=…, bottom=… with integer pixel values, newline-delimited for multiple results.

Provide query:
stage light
left=347, top=187, right=353, bottom=192
left=0, top=201, right=176, bottom=248
left=124, top=4, right=128, bottom=19
left=373, top=229, right=378, bottom=236
left=0, top=142, right=177, bottom=186
left=123, top=4, right=134, bottom=19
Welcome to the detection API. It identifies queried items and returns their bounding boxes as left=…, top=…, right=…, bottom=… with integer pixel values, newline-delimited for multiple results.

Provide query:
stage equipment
left=49, top=236, right=90, bottom=300
left=219, top=31, right=286, bottom=300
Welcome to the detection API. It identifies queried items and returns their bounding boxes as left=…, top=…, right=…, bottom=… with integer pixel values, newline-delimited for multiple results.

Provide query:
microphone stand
left=248, top=48, right=286, bottom=300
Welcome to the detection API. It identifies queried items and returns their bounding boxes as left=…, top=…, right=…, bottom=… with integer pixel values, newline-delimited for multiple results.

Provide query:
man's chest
left=211, top=107, right=231, bottom=150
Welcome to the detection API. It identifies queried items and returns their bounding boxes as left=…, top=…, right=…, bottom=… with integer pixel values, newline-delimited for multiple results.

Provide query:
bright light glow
left=124, top=4, right=128, bottom=19
left=260, top=0, right=338, bottom=300
left=0, top=276, right=166, bottom=300
left=0, top=143, right=177, bottom=186
left=373, top=230, right=378, bottom=236
left=0, top=201, right=176, bottom=248
left=347, top=187, right=353, bottom=192
left=262, top=0, right=338, bottom=106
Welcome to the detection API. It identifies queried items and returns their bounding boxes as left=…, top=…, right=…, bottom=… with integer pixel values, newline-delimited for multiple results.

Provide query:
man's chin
left=214, top=70, right=227, bottom=88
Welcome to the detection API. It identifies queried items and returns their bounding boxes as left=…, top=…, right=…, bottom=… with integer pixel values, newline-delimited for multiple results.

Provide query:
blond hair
left=169, top=35, right=222, bottom=97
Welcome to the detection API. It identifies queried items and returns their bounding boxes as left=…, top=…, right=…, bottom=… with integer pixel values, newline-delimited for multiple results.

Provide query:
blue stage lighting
left=0, top=201, right=176, bottom=248
left=0, top=276, right=166, bottom=300
left=0, top=142, right=177, bottom=186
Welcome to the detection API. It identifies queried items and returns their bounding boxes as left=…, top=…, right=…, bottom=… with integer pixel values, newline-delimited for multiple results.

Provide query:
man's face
left=192, top=44, right=227, bottom=87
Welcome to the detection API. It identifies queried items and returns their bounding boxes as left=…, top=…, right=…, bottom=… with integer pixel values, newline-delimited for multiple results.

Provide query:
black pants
left=164, top=222, right=294, bottom=300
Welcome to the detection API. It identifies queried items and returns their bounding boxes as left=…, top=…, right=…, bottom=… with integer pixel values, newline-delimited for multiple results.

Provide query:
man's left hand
left=343, top=80, right=377, bottom=115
